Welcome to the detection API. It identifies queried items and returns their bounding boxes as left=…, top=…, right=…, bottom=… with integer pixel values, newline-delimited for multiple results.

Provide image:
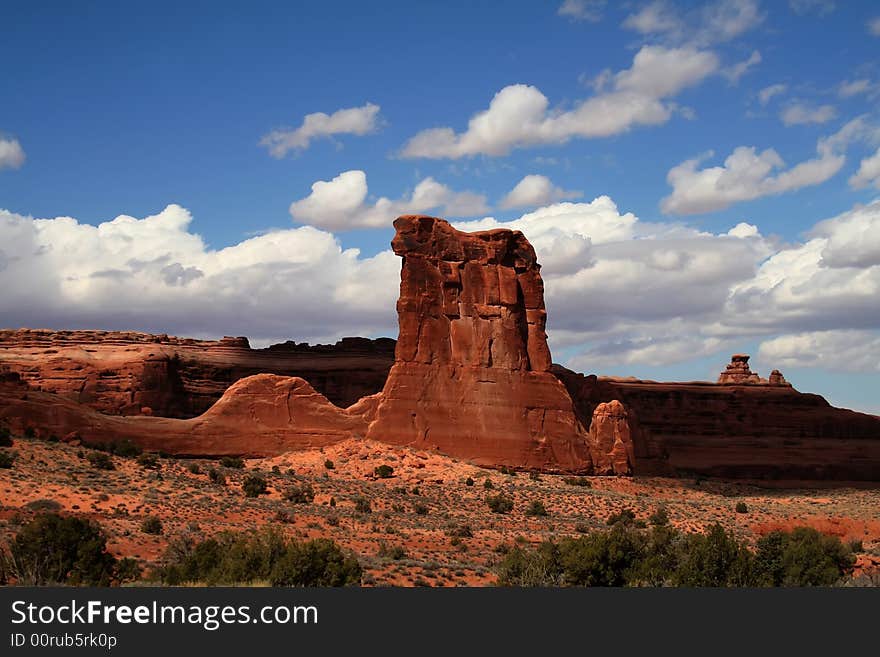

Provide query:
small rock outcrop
left=769, top=369, right=790, bottom=386
left=588, top=400, right=635, bottom=475
left=717, top=354, right=762, bottom=384
left=365, top=215, right=592, bottom=472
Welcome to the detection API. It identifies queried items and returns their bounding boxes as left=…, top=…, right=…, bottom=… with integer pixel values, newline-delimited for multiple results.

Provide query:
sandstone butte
left=1, top=215, right=879, bottom=482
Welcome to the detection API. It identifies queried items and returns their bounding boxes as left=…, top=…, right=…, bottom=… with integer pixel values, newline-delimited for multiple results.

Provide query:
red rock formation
left=588, top=400, right=636, bottom=476
left=365, top=215, right=591, bottom=472
left=717, top=354, right=763, bottom=384
left=0, top=329, right=394, bottom=416
left=0, top=374, right=371, bottom=456
left=768, top=369, right=790, bottom=386
left=554, top=365, right=880, bottom=481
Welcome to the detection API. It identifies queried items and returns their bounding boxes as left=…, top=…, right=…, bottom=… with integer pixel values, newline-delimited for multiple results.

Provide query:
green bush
left=754, top=527, right=854, bottom=586
left=208, top=468, right=226, bottom=485
left=220, top=456, right=244, bottom=469
left=465, top=477, right=474, bottom=487
left=483, top=479, right=494, bottom=490
left=374, top=464, right=394, bottom=479
left=25, top=499, right=63, bottom=513
left=283, top=483, right=315, bottom=504
left=112, top=440, right=143, bottom=458
left=486, top=494, right=514, bottom=514
left=0, top=427, right=12, bottom=447
left=137, top=453, right=161, bottom=470
left=0, top=450, right=15, bottom=469
left=563, top=476, right=591, bottom=487
left=86, top=451, right=115, bottom=471
left=673, top=524, right=755, bottom=587
left=242, top=475, right=268, bottom=498
left=496, top=542, right=564, bottom=586
left=354, top=497, right=372, bottom=514
left=649, top=507, right=670, bottom=526
left=188, top=463, right=201, bottom=475
left=606, top=509, right=636, bottom=526
left=525, top=500, right=549, bottom=517
left=141, top=516, right=163, bottom=535
left=414, top=503, right=429, bottom=516
left=115, top=557, right=142, bottom=583
left=735, top=502, right=749, bottom=514
left=157, top=530, right=360, bottom=586
left=324, top=459, right=335, bottom=470
left=1, top=513, right=117, bottom=585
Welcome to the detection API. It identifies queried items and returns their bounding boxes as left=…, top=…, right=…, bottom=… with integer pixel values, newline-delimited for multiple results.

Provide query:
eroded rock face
left=589, top=400, right=636, bottom=476
left=365, top=215, right=591, bottom=472
left=0, top=329, right=395, bottom=416
left=717, top=354, right=762, bottom=384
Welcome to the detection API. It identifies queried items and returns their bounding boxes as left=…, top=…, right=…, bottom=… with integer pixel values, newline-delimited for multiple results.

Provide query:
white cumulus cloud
left=780, top=102, right=837, bottom=126
left=0, top=137, right=25, bottom=170
left=499, top=175, right=582, bottom=209
left=288, top=170, right=489, bottom=231
left=557, top=0, right=605, bottom=22
left=400, top=45, right=718, bottom=159
left=660, top=117, right=871, bottom=215
left=260, top=103, right=381, bottom=157
left=849, top=147, right=880, bottom=190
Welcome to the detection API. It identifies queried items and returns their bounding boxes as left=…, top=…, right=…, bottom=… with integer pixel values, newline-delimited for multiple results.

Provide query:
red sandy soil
left=1, top=436, right=878, bottom=586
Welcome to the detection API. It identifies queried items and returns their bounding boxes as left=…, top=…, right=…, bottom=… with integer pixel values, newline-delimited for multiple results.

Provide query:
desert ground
left=1, top=435, right=877, bottom=586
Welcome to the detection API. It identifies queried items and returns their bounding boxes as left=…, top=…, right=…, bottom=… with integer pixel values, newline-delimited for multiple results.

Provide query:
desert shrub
left=208, top=468, right=226, bottom=485
left=529, top=471, right=541, bottom=481
left=496, top=542, right=564, bottom=586
left=735, top=502, right=749, bottom=514
left=754, top=527, right=854, bottom=587
left=483, top=479, right=494, bottom=490
left=112, top=440, right=142, bottom=458
left=137, top=452, right=161, bottom=470
left=283, top=483, right=315, bottom=504
left=630, top=524, right=682, bottom=586
left=446, top=523, right=473, bottom=538
left=486, top=494, right=514, bottom=514
left=324, top=459, right=335, bottom=470
left=270, top=538, right=361, bottom=587
left=220, top=456, right=244, bottom=469
left=559, top=525, right=645, bottom=587
left=115, top=557, right=142, bottom=583
left=23, top=427, right=35, bottom=439
left=187, top=463, right=201, bottom=475
left=649, top=506, right=670, bottom=526
left=140, top=516, right=163, bottom=535
left=0, top=427, right=12, bottom=447
left=1, top=513, right=117, bottom=586
left=606, top=508, right=636, bottom=526
left=525, top=500, right=549, bottom=517
left=563, top=476, right=591, bottom=487
left=673, top=524, right=755, bottom=587
left=25, top=499, right=63, bottom=513
left=378, top=543, right=407, bottom=561
left=242, top=475, right=268, bottom=498
left=848, top=539, right=864, bottom=554
left=86, top=451, right=115, bottom=471
left=354, top=497, right=372, bottom=514
left=274, top=510, right=295, bottom=524
left=574, top=522, right=590, bottom=534
left=329, top=497, right=336, bottom=508
left=414, top=503, right=429, bottom=516
left=0, top=450, right=15, bottom=469
left=374, top=464, right=394, bottom=479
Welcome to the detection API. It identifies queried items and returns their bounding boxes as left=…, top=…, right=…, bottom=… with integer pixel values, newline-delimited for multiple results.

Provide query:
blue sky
left=1, top=1, right=879, bottom=413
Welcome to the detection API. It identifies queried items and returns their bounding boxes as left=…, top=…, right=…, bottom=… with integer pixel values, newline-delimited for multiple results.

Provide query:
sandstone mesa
left=1, top=215, right=879, bottom=482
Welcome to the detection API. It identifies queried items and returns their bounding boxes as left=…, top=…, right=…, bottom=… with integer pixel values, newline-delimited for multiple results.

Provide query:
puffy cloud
left=758, top=83, right=787, bottom=106
left=780, top=102, right=836, bottom=126
left=869, top=17, right=880, bottom=36
left=849, top=147, right=880, bottom=190
left=0, top=205, right=399, bottom=344
left=400, top=45, right=718, bottom=159
left=0, top=137, right=25, bottom=170
left=260, top=103, right=381, bottom=157
left=723, top=50, right=761, bottom=83
left=622, top=0, right=763, bottom=47
left=557, top=0, right=605, bottom=22
left=660, top=117, right=869, bottom=215
left=288, top=170, right=489, bottom=231
left=758, top=330, right=880, bottom=373
left=499, top=175, right=582, bottom=209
